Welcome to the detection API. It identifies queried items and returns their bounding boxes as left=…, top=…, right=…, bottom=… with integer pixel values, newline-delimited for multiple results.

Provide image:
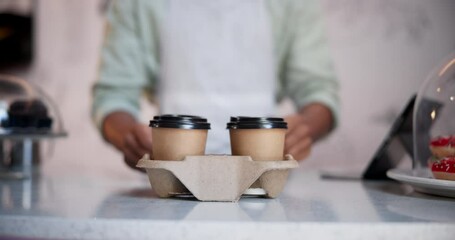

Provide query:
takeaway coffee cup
left=227, top=117, right=288, bottom=192
left=150, top=115, right=211, bottom=160
left=148, top=115, right=210, bottom=197
left=227, top=116, right=287, bottom=161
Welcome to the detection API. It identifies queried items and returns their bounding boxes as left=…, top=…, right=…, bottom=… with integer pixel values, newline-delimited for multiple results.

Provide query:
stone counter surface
left=1, top=167, right=455, bottom=239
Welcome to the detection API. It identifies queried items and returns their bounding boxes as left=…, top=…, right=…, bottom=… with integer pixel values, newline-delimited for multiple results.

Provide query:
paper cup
left=227, top=117, right=288, bottom=192
left=149, top=115, right=210, bottom=196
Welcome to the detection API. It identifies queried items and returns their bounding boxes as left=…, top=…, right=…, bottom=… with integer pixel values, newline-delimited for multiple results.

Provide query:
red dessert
left=429, top=136, right=455, bottom=158
left=427, top=156, right=440, bottom=168
left=431, top=157, right=455, bottom=181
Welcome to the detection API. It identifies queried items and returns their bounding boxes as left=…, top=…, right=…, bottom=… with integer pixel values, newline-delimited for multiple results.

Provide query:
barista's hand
left=284, top=103, right=334, bottom=161
left=121, top=124, right=153, bottom=169
left=103, top=111, right=153, bottom=170
left=284, top=114, right=313, bottom=160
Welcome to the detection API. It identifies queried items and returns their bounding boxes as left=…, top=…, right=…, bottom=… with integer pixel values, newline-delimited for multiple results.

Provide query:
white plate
left=387, top=168, right=455, bottom=198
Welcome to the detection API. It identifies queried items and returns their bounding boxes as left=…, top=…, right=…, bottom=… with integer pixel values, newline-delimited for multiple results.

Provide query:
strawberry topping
left=430, top=136, right=455, bottom=147
left=432, top=157, right=455, bottom=173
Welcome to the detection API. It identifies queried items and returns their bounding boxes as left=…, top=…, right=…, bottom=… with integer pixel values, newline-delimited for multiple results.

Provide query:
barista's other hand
left=283, top=103, right=334, bottom=161
left=121, top=123, right=153, bottom=169
left=284, top=114, right=312, bottom=161
left=103, top=111, right=153, bottom=170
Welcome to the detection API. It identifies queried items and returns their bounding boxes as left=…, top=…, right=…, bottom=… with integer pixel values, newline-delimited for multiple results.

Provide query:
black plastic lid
left=150, top=114, right=210, bottom=130
left=227, top=116, right=287, bottom=129
left=153, top=114, right=208, bottom=122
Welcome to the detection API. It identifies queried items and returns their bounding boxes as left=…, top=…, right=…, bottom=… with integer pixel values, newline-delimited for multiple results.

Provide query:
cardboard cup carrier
left=138, top=115, right=298, bottom=202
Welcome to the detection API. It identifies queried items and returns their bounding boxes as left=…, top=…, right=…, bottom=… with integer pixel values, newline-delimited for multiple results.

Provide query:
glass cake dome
left=413, top=53, right=455, bottom=171
left=0, top=75, right=67, bottom=178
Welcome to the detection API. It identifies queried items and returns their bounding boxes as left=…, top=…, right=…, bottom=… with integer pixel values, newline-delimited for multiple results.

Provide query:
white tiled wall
left=16, top=0, right=455, bottom=174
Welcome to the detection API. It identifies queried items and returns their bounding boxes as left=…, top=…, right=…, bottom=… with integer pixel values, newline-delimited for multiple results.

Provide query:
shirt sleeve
left=282, top=0, right=340, bottom=127
left=91, top=0, right=158, bottom=130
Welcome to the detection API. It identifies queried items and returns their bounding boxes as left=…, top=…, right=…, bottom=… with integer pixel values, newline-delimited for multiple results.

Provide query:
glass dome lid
left=0, top=74, right=66, bottom=138
left=413, top=53, right=455, bottom=171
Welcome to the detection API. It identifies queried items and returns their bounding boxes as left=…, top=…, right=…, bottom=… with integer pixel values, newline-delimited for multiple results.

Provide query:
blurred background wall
left=1, top=0, right=454, bottom=175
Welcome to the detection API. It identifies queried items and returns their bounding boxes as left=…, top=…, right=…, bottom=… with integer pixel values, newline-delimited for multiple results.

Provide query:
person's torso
left=158, top=0, right=278, bottom=153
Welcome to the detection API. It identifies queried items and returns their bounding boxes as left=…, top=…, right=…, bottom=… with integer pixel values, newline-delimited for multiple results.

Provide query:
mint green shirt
left=92, top=0, right=339, bottom=129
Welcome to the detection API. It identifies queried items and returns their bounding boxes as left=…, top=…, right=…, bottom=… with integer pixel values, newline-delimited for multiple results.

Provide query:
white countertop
left=1, top=164, right=455, bottom=240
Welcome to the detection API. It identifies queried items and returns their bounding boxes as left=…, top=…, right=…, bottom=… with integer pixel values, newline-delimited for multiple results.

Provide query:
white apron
left=159, top=0, right=277, bottom=154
